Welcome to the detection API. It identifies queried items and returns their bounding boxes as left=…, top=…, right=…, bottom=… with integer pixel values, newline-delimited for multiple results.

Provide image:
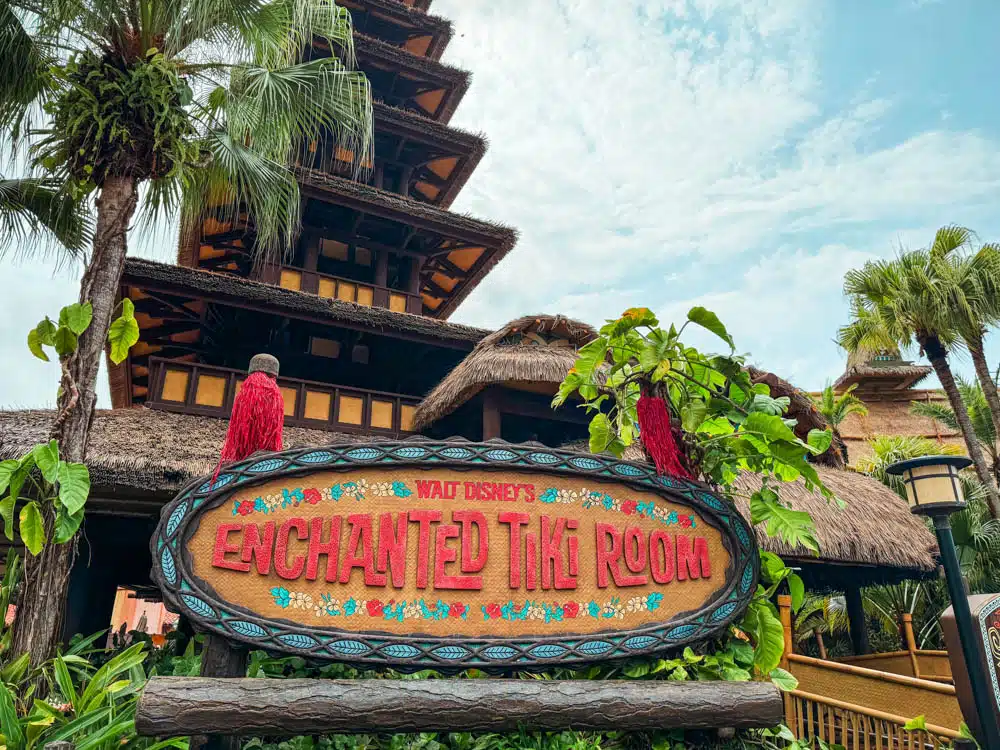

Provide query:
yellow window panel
left=320, top=238, right=349, bottom=261
left=160, top=369, right=189, bottom=402
left=428, top=156, right=459, bottom=180
left=338, top=395, right=363, bottom=425
left=337, top=282, right=356, bottom=303
left=194, top=374, right=227, bottom=408
left=279, top=269, right=302, bottom=291
left=447, top=247, right=484, bottom=271
left=415, top=88, right=445, bottom=117
left=400, top=405, right=416, bottom=432
left=356, top=286, right=374, bottom=307
left=370, top=400, right=394, bottom=430
left=317, top=277, right=336, bottom=298
left=389, top=293, right=407, bottom=313
left=280, top=386, right=297, bottom=417
left=310, top=337, right=341, bottom=358
left=304, top=390, right=332, bottom=421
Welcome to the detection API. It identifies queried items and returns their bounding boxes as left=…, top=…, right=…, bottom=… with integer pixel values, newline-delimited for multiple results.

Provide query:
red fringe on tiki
left=213, top=356, right=285, bottom=484
left=637, top=391, right=692, bottom=479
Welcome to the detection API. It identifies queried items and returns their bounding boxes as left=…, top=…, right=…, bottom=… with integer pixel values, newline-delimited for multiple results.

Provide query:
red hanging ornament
left=213, top=354, right=284, bottom=483
left=637, top=390, right=692, bottom=479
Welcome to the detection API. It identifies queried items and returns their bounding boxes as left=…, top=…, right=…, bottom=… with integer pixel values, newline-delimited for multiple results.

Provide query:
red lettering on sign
left=409, top=509, right=442, bottom=589
left=624, top=526, right=647, bottom=575
left=452, top=510, right=488, bottom=577
left=241, top=522, right=274, bottom=575
left=377, top=512, right=408, bottom=589
left=541, top=516, right=577, bottom=590
left=676, top=535, right=711, bottom=580
left=306, top=516, right=341, bottom=582
left=499, top=511, right=529, bottom=588
left=213, top=524, right=250, bottom=572
left=434, top=523, right=480, bottom=590
left=274, top=518, right=307, bottom=580
left=567, top=519, right=579, bottom=577
left=340, top=514, right=385, bottom=586
left=596, top=523, right=646, bottom=587
left=649, top=530, right=675, bottom=583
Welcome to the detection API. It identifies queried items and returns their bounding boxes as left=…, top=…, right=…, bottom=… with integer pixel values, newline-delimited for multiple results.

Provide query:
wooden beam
left=845, top=583, right=871, bottom=655
left=136, top=678, right=783, bottom=736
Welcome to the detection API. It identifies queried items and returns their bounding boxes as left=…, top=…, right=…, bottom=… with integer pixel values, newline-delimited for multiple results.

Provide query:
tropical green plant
left=911, top=377, right=999, bottom=485
left=0, top=641, right=184, bottom=750
left=856, top=435, right=964, bottom=489
left=1, top=0, right=374, bottom=668
left=0, top=177, right=89, bottom=257
left=923, top=227, right=1000, bottom=457
left=838, top=247, right=1000, bottom=516
left=812, top=382, right=867, bottom=428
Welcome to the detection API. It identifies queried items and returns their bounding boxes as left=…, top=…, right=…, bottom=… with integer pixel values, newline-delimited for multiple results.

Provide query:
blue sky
left=2, top=0, right=999, bottom=409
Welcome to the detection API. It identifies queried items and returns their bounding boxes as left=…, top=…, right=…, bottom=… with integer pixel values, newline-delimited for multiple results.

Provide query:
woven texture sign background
left=152, top=441, right=759, bottom=669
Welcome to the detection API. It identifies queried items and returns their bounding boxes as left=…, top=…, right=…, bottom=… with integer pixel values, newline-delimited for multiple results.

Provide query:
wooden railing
left=777, top=597, right=966, bottom=748
left=834, top=616, right=953, bottom=684
left=269, top=266, right=422, bottom=315
left=146, top=358, right=419, bottom=437
left=787, top=689, right=960, bottom=749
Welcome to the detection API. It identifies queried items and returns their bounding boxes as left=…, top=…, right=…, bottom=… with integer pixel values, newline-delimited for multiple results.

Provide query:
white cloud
left=435, top=0, right=1000, bottom=388
left=2, top=0, right=1000, bottom=408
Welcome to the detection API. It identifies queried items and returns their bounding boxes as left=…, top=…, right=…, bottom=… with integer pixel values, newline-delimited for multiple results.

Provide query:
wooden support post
left=408, top=256, right=424, bottom=296
left=845, top=584, right=870, bottom=655
left=902, top=613, right=920, bottom=678
left=189, top=634, right=248, bottom=750
left=814, top=629, right=827, bottom=660
left=137, top=678, right=784, bottom=736
left=483, top=390, right=502, bottom=440
left=777, top=594, right=795, bottom=731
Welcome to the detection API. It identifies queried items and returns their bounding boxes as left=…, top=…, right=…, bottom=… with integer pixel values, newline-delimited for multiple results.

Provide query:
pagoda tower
left=110, top=0, right=518, bottom=439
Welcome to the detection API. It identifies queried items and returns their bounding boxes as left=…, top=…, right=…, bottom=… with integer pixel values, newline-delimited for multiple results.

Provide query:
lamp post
left=887, top=455, right=1000, bottom=748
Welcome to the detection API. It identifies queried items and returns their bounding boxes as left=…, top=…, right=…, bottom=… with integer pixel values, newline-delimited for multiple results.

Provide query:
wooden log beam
left=136, top=678, right=782, bottom=736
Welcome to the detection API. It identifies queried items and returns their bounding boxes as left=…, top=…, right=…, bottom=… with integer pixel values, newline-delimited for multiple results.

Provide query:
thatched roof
left=731, top=466, right=936, bottom=574
left=343, top=0, right=454, bottom=60
left=834, top=349, right=932, bottom=392
left=838, top=390, right=962, bottom=466
left=122, top=258, right=489, bottom=346
left=747, top=366, right=847, bottom=468
left=371, top=102, right=487, bottom=208
left=411, top=315, right=596, bottom=431
left=0, top=409, right=937, bottom=579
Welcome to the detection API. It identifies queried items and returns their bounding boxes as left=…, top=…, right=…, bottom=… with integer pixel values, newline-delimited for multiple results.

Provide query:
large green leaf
left=53, top=325, right=77, bottom=357
left=7, top=453, right=36, bottom=509
left=788, top=572, right=805, bottom=612
left=588, top=413, right=614, bottom=454
left=680, top=399, right=708, bottom=432
left=742, top=412, right=799, bottom=444
left=572, top=338, right=608, bottom=379
left=19, top=501, right=45, bottom=555
left=687, top=306, right=734, bottom=349
left=0, top=681, right=24, bottom=749
left=27, top=326, right=49, bottom=361
left=57, top=461, right=90, bottom=515
left=0, top=459, right=18, bottom=496
left=769, top=667, right=798, bottom=691
left=59, top=301, right=93, bottom=335
left=32, top=439, right=59, bottom=483
left=750, top=602, right=785, bottom=674
left=0, top=494, right=14, bottom=541
left=108, top=314, right=139, bottom=365
left=54, top=505, right=85, bottom=544
left=807, top=428, right=833, bottom=455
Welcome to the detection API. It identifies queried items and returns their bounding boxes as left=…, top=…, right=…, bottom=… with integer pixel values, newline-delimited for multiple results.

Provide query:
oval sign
left=151, top=441, right=759, bottom=669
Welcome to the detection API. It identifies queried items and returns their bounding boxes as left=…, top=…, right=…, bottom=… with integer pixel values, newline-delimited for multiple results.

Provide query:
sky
left=3, top=0, right=1000, bottom=409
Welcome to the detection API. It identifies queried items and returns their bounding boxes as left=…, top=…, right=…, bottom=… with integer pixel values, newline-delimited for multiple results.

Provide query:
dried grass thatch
left=0, top=408, right=937, bottom=579
left=834, top=349, right=932, bottom=392
left=411, top=315, right=596, bottom=431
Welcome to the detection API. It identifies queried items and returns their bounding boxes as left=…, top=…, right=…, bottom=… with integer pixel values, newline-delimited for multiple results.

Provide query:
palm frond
left=0, top=176, right=89, bottom=259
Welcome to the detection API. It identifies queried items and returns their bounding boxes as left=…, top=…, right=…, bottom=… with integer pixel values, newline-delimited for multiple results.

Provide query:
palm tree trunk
left=967, top=331, right=1000, bottom=470
left=922, top=334, right=1000, bottom=518
left=11, top=174, right=139, bottom=668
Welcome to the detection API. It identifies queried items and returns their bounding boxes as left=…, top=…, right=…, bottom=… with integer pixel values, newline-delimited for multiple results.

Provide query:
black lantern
left=888, top=455, right=1000, bottom=747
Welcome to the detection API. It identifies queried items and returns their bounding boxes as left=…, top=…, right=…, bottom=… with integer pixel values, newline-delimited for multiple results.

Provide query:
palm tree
left=839, top=250, right=1000, bottom=516
left=0, top=176, right=89, bottom=257
left=912, top=377, right=999, bottom=485
left=927, top=226, right=1000, bottom=450
left=0, top=0, right=373, bottom=667
left=813, top=381, right=868, bottom=428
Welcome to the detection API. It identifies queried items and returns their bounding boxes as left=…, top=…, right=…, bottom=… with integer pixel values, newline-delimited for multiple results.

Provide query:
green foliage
left=555, top=306, right=834, bottom=555
left=911, top=376, right=999, bottom=476
left=0, top=177, right=90, bottom=257
left=0, top=440, right=90, bottom=555
left=29, top=299, right=139, bottom=366
left=108, top=299, right=139, bottom=365
left=811, top=382, right=867, bottom=428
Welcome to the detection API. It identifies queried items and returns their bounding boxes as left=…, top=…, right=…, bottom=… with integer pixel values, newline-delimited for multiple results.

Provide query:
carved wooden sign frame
left=151, top=440, right=759, bottom=670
